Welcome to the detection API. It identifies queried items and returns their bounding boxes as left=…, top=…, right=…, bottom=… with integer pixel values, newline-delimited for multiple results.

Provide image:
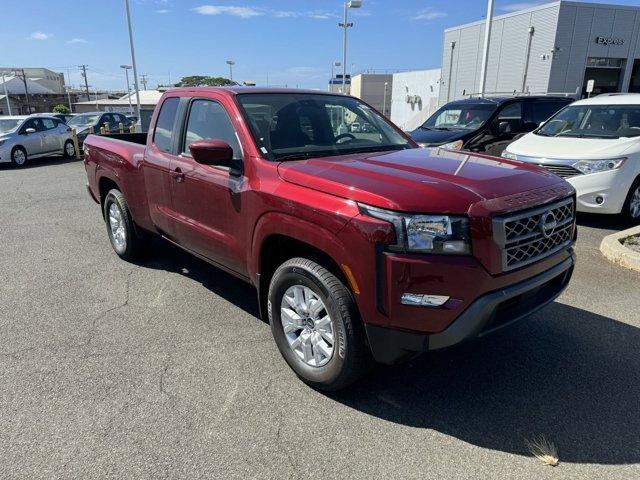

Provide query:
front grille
left=493, top=197, right=575, bottom=271
left=537, top=164, right=583, bottom=179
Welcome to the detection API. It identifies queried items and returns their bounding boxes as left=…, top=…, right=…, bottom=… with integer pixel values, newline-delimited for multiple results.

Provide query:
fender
left=249, top=211, right=354, bottom=284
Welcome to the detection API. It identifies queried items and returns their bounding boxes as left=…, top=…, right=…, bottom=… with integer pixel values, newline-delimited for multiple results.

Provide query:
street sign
left=586, top=79, right=595, bottom=94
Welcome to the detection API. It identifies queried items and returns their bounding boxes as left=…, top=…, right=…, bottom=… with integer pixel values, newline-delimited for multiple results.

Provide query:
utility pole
left=79, top=65, right=90, bottom=101
left=13, top=69, right=30, bottom=113
left=124, top=0, right=142, bottom=122
left=226, top=60, right=235, bottom=82
left=1, top=72, right=12, bottom=115
left=140, top=74, right=148, bottom=90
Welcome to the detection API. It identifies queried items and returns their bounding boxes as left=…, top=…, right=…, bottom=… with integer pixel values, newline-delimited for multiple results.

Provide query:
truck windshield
left=537, top=104, right=640, bottom=139
left=236, top=93, right=413, bottom=161
left=421, top=104, right=495, bottom=131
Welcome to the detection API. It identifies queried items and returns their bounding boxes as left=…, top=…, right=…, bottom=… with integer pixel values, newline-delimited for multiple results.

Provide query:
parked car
left=350, top=122, right=361, bottom=133
left=410, top=96, right=574, bottom=156
left=0, top=114, right=75, bottom=166
left=35, top=112, right=76, bottom=124
left=84, top=87, right=576, bottom=390
left=68, top=112, right=132, bottom=147
left=502, top=94, right=640, bottom=223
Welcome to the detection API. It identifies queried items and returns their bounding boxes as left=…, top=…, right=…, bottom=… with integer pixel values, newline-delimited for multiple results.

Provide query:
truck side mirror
left=189, top=139, right=234, bottom=167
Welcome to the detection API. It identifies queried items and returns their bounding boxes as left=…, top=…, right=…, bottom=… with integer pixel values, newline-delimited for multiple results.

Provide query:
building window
left=586, top=58, right=625, bottom=68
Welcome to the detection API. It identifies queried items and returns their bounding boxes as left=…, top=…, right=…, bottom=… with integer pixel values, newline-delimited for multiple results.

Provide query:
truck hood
left=277, top=147, right=565, bottom=214
left=507, top=132, right=640, bottom=159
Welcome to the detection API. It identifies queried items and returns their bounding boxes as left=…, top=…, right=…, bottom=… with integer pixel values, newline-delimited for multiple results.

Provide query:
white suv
left=502, top=94, right=640, bottom=223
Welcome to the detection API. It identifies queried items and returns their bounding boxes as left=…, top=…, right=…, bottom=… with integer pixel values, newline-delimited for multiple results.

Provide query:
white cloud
left=29, top=31, right=52, bottom=40
left=156, top=9, right=170, bottom=13
left=192, top=5, right=264, bottom=18
left=67, top=38, right=87, bottom=44
left=412, top=9, right=447, bottom=21
left=193, top=5, right=337, bottom=20
left=499, top=1, right=547, bottom=12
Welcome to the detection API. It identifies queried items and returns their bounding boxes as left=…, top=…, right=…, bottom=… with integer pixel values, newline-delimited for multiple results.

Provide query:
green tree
left=52, top=104, right=71, bottom=114
left=174, top=76, right=236, bottom=87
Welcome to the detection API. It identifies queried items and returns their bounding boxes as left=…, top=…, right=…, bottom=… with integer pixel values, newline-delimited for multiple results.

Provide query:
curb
left=599, top=225, right=640, bottom=273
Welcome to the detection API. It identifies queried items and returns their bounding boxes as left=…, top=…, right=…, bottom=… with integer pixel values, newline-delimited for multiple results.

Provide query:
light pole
left=120, top=65, right=133, bottom=114
left=478, top=0, right=495, bottom=97
left=330, top=61, right=341, bottom=91
left=339, top=0, right=362, bottom=94
left=65, top=86, right=73, bottom=113
left=382, top=81, right=389, bottom=117
left=226, top=60, right=235, bottom=82
left=1, top=72, right=11, bottom=115
left=124, top=0, right=142, bottom=122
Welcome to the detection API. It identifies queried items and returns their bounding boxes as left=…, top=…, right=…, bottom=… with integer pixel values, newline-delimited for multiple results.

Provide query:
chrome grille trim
left=493, top=197, right=575, bottom=272
left=537, top=164, right=583, bottom=179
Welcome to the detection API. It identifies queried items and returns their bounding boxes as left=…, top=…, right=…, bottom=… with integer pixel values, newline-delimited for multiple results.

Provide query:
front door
left=169, top=97, right=247, bottom=276
left=18, top=118, right=46, bottom=156
left=142, top=96, right=181, bottom=237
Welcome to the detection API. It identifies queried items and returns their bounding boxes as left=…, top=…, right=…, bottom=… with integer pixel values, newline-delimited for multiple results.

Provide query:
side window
left=33, top=119, right=46, bottom=132
left=21, top=119, right=37, bottom=132
left=182, top=99, right=242, bottom=160
left=42, top=118, right=56, bottom=130
left=496, top=102, right=523, bottom=133
left=526, top=101, right=569, bottom=125
left=153, top=97, right=180, bottom=152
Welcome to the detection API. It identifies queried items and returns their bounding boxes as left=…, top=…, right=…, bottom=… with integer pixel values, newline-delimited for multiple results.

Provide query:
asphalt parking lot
left=1, top=158, right=639, bottom=479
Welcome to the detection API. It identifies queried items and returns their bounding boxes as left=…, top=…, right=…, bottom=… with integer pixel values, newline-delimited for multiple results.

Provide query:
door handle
left=170, top=167, right=185, bottom=183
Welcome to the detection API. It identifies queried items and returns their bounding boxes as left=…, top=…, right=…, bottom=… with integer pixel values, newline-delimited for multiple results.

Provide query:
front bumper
left=365, top=254, right=574, bottom=364
left=567, top=170, right=631, bottom=215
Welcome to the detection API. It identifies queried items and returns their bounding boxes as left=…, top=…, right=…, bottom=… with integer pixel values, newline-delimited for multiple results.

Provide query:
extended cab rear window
left=154, top=97, right=180, bottom=152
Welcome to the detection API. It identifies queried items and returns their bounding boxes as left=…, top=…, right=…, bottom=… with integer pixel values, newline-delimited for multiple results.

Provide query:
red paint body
left=84, top=87, right=575, bottom=337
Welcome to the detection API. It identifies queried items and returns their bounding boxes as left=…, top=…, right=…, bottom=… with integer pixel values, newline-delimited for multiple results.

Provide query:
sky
left=1, top=0, right=638, bottom=91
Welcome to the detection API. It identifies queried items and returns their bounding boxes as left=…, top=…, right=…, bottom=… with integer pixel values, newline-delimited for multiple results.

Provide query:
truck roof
left=165, top=86, right=343, bottom=97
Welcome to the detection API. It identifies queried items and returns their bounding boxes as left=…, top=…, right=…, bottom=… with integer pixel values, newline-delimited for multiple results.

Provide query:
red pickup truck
left=84, top=87, right=576, bottom=390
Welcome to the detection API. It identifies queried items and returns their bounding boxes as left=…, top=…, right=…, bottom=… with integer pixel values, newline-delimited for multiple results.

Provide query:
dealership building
left=440, top=0, right=640, bottom=104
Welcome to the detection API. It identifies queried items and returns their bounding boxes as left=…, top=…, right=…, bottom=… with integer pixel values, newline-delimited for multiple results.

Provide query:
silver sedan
left=0, top=115, right=76, bottom=167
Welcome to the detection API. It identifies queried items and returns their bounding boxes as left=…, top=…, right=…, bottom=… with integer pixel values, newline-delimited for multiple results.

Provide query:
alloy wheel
left=13, top=149, right=26, bottom=166
left=65, top=142, right=75, bottom=157
left=108, top=202, right=127, bottom=250
left=280, top=285, right=335, bottom=367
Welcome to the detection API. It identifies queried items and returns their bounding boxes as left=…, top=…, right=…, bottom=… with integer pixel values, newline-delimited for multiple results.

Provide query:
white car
left=502, top=94, right=640, bottom=223
left=0, top=115, right=76, bottom=167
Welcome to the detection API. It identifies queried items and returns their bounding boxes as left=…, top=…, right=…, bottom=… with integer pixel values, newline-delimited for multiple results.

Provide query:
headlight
left=358, top=203, right=471, bottom=255
left=439, top=139, right=463, bottom=151
left=501, top=150, right=517, bottom=160
left=572, top=158, right=626, bottom=175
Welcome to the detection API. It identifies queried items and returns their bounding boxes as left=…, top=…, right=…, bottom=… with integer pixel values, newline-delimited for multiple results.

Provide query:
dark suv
left=410, top=96, right=573, bottom=156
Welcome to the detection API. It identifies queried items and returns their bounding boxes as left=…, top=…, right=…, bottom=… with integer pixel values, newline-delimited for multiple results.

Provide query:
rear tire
left=11, top=146, right=27, bottom=167
left=622, top=177, right=640, bottom=225
left=103, top=189, right=147, bottom=262
left=268, top=257, right=372, bottom=391
left=63, top=140, right=76, bottom=159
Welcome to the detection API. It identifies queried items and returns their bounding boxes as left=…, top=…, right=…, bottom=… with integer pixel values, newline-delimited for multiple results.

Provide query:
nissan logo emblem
left=539, top=211, right=557, bottom=239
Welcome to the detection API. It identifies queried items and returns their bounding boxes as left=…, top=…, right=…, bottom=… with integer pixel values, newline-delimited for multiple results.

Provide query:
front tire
left=103, top=189, right=146, bottom=261
left=622, top=177, right=640, bottom=225
left=11, top=146, right=27, bottom=167
left=268, top=257, right=372, bottom=391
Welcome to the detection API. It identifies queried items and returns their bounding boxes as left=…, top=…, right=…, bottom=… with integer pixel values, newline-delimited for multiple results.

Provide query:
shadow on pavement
left=131, top=237, right=639, bottom=465
left=576, top=212, right=626, bottom=231
left=0, top=156, right=81, bottom=170
left=142, top=237, right=261, bottom=319
left=330, top=302, right=640, bottom=465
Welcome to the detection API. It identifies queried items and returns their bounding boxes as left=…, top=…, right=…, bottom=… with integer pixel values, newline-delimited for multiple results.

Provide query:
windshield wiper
left=432, top=127, right=453, bottom=131
left=419, top=125, right=432, bottom=131
left=341, top=144, right=409, bottom=155
left=276, top=151, right=338, bottom=162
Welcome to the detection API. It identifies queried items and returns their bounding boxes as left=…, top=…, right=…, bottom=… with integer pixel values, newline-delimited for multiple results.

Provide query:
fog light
left=401, top=293, right=450, bottom=307
left=596, top=196, right=604, bottom=205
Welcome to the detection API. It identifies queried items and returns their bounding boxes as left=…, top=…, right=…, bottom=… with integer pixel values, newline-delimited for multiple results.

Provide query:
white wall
left=390, top=69, right=441, bottom=131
